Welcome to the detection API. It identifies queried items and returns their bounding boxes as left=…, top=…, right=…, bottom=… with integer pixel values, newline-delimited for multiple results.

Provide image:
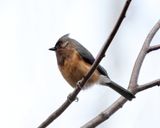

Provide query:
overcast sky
left=0, top=0, right=160, bottom=128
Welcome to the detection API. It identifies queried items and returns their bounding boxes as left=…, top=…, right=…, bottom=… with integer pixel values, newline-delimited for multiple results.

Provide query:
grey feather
left=70, top=38, right=109, bottom=77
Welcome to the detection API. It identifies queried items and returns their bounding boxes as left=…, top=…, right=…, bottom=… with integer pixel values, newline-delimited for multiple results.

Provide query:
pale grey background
left=0, top=0, right=160, bottom=128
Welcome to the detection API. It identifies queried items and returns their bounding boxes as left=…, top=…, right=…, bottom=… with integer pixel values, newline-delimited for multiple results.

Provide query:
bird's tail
left=99, top=76, right=135, bottom=101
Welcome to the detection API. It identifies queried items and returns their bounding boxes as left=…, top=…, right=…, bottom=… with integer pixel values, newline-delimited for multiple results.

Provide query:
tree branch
left=129, top=20, right=160, bottom=91
left=81, top=19, right=160, bottom=128
left=37, top=0, right=131, bottom=127
left=81, top=97, right=127, bottom=128
left=147, top=44, right=160, bottom=53
left=137, top=79, right=160, bottom=92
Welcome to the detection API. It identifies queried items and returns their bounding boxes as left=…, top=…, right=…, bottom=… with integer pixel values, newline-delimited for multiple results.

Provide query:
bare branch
left=137, top=79, right=160, bottom=92
left=37, top=94, right=77, bottom=128
left=81, top=97, right=127, bottom=128
left=147, top=44, right=160, bottom=53
left=129, top=19, right=160, bottom=91
left=81, top=20, right=160, bottom=128
left=37, top=0, right=132, bottom=127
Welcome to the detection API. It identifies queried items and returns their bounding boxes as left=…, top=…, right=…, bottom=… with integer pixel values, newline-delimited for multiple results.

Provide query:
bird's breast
left=56, top=49, right=100, bottom=88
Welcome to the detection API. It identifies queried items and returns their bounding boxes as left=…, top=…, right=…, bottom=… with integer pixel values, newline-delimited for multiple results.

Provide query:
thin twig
left=147, top=44, right=160, bottom=53
left=37, top=0, right=131, bottom=127
left=137, top=79, right=160, bottom=92
left=81, top=20, right=160, bottom=128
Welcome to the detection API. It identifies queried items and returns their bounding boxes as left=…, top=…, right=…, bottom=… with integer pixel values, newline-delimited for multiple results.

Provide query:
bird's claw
left=77, top=77, right=84, bottom=89
left=67, top=93, right=79, bottom=103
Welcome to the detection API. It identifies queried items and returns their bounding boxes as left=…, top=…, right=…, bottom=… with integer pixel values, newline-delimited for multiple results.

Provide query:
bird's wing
left=72, top=39, right=108, bottom=76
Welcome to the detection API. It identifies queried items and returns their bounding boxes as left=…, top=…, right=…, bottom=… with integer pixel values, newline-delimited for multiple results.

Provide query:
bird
left=49, top=34, right=135, bottom=100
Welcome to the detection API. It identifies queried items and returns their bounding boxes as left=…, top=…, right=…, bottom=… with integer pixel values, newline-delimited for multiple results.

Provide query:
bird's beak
left=49, top=47, right=56, bottom=51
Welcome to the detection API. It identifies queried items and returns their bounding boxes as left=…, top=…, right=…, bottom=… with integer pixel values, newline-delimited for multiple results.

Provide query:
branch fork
left=38, top=0, right=160, bottom=127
